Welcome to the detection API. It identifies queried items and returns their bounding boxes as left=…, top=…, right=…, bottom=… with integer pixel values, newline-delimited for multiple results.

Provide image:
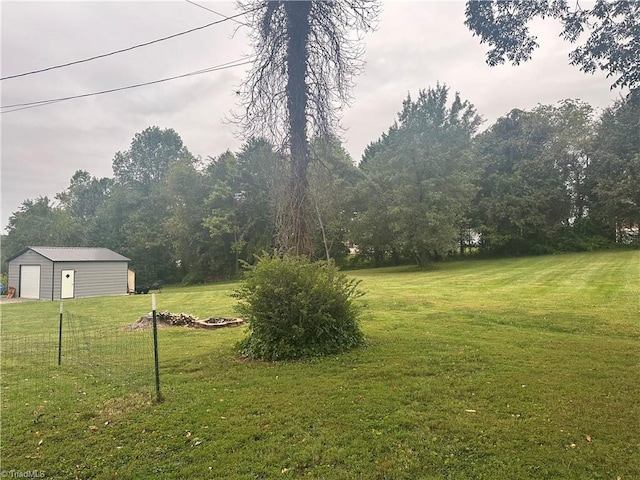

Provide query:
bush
left=234, top=254, right=365, bottom=361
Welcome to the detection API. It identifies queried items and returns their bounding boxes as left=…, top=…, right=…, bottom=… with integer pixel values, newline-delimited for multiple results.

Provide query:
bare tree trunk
left=281, top=1, right=312, bottom=256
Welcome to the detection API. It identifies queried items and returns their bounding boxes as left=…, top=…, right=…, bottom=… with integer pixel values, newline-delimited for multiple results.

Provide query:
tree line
left=2, top=85, right=638, bottom=284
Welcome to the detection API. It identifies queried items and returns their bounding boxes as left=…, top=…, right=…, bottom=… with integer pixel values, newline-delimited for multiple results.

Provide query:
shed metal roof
left=23, top=246, right=130, bottom=262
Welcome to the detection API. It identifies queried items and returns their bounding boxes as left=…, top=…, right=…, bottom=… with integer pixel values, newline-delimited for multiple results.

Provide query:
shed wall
left=52, top=261, right=129, bottom=299
left=7, top=250, right=54, bottom=300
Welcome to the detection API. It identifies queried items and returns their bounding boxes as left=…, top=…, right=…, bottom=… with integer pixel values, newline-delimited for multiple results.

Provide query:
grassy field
left=1, top=250, right=638, bottom=479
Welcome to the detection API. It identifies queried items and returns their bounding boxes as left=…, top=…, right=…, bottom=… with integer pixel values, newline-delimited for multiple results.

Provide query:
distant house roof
left=9, top=246, right=130, bottom=263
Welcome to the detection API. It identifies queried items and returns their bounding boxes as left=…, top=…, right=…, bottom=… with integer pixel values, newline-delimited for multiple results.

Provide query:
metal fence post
left=58, top=301, right=63, bottom=366
left=152, top=294, right=162, bottom=402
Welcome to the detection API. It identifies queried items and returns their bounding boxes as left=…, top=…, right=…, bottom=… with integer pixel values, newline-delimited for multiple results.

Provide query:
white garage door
left=20, top=265, right=41, bottom=299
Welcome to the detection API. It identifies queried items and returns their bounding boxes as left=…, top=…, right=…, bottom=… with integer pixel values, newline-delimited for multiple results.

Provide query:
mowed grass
left=1, top=250, right=638, bottom=479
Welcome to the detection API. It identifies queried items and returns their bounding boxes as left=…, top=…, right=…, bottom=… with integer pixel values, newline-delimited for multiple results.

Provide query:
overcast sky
left=0, top=1, right=626, bottom=233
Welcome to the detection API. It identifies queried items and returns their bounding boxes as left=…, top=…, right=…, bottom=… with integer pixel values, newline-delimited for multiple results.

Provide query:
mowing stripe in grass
left=1, top=251, right=638, bottom=479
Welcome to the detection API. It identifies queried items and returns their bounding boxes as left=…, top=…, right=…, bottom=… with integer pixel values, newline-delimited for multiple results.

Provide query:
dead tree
left=237, top=0, right=379, bottom=256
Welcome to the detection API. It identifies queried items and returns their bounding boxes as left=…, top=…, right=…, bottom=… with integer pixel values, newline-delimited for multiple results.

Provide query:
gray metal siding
left=7, top=248, right=129, bottom=300
left=52, top=261, right=128, bottom=299
left=7, top=261, right=19, bottom=294
left=7, top=250, right=54, bottom=300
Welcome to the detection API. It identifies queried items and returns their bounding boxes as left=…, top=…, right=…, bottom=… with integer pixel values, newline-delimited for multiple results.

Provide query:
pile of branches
left=156, top=310, right=198, bottom=326
left=125, top=311, right=243, bottom=331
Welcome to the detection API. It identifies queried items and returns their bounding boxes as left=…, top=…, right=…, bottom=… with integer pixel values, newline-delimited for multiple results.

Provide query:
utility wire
left=1, top=57, right=254, bottom=113
left=0, top=8, right=255, bottom=81
left=185, top=0, right=249, bottom=27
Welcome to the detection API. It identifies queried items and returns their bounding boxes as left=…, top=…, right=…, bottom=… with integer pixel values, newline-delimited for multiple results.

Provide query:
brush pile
left=125, top=311, right=243, bottom=331
left=157, top=310, right=198, bottom=326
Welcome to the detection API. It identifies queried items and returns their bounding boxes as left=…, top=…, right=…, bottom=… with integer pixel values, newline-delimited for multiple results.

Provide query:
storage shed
left=6, top=246, right=130, bottom=300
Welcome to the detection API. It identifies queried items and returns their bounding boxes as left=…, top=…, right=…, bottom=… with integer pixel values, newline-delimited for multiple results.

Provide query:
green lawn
left=1, top=251, right=639, bottom=479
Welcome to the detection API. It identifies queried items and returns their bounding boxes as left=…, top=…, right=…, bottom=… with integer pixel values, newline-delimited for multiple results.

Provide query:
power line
left=0, top=8, right=254, bottom=81
left=1, top=57, right=254, bottom=114
left=185, top=0, right=249, bottom=27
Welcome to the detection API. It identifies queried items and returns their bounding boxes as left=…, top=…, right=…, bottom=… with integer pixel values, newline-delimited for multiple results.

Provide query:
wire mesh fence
left=1, top=308, right=157, bottom=419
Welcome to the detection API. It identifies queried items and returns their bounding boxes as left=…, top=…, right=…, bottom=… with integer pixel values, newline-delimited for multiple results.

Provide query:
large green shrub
left=234, top=254, right=365, bottom=361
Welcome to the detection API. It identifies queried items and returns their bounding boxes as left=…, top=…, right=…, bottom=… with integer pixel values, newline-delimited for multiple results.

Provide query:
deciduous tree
left=472, top=108, right=574, bottom=255
left=2, top=197, right=82, bottom=268
left=112, top=126, right=193, bottom=191
left=587, top=90, right=640, bottom=239
left=464, top=0, right=640, bottom=89
left=356, top=84, right=482, bottom=266
left=204, top=139, right=280, bottom=277
left=56, top=170, right=112, bottom=223
left=308, top=136, right=361, bottom=262
left=162, top=158, right=216, bottom=283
